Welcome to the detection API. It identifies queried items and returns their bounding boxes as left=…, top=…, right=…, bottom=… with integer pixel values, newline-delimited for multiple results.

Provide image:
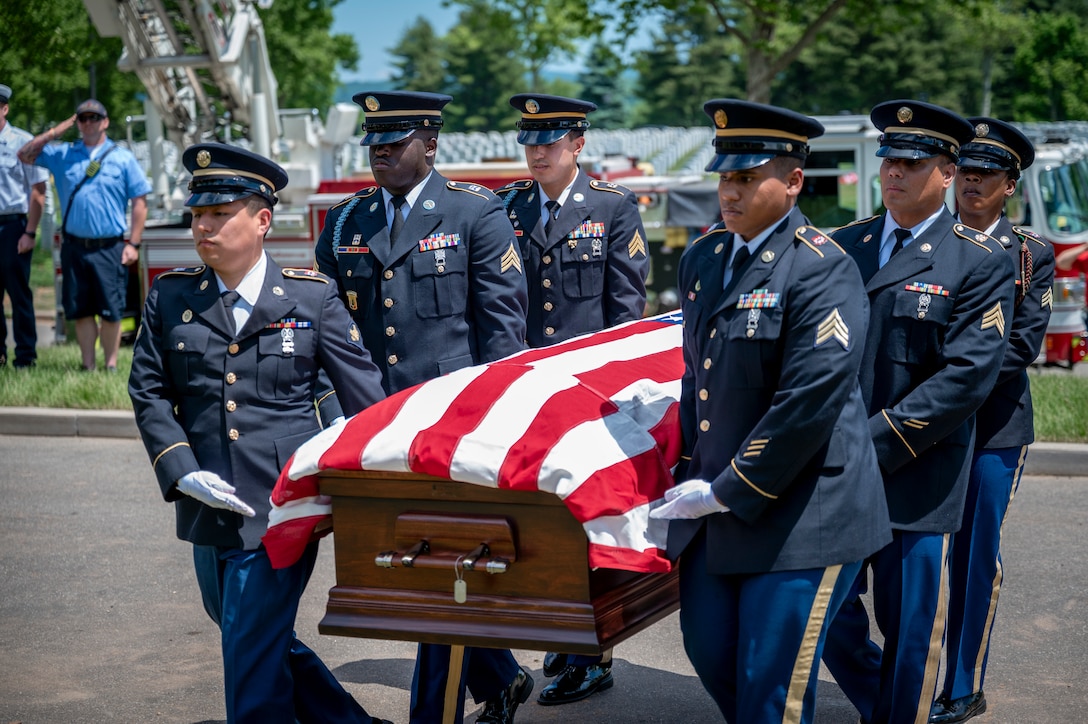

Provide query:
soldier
left=497, top=94, right=648, bottom=347
left=820, top=101, right=1016, bottom=724
left=314, top=91, right=531, bottom=724
left=931, top=118, right=1054, bottom=724
left=129, top=144, right=390, bottom=723
left=495, top=93, right=649, bottom=706
left=0, top=83, right=48, bottom=368
left=650, top=100, right=890, bottom=723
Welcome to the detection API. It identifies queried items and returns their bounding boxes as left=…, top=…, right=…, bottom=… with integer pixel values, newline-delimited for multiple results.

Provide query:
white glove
left=650, top=479, right=730, bottom=520
left=177, top=471, right=256, bottom=517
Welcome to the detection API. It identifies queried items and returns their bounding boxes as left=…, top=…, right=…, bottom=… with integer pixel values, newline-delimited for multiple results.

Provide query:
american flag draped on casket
left=263, top=312, right=684, bottom=573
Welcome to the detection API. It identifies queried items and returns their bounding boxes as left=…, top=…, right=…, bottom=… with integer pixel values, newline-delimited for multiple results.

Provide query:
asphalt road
left=1, top=435, right=1086, bottom=723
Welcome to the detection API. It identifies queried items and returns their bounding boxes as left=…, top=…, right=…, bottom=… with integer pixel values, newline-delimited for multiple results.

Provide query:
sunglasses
left=77, top=114, right=103, bottom=123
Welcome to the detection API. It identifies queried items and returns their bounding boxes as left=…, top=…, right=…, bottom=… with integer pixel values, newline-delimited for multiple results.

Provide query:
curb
left=0, top=407, right=1085, bottom=476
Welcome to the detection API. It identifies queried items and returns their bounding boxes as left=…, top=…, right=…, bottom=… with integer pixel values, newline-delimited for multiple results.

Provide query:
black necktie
left=389, top=195, right=407, bottom=243
left=891, top=227, right=911, bottom=259
left=221, top=290, right=241, bottom=309
left=725, top=244, right=750, bottom=289
left=545, top=199, right=560, bottom=236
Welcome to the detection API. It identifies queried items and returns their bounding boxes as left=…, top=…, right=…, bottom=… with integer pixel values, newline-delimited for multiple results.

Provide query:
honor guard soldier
left=497, top=94, right=648, bottom=349
left=932, top=119, right=1054, bottom=724
left=820, top=101, right=1016, bottom=724
left=314, top=91, right=532, bottom=724
left=649, top=100, right=890, bottom=724
left=497, top=93, right=649, bottom=706
left=129, top=144, right=391, bottom=723
left=0, top=83, right=49, bottom=368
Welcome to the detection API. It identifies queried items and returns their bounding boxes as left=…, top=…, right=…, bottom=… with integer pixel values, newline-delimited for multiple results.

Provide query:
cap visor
left=876, top=145, right=940, bottom=160
left=705, top=153, right=775, bottom=173
left=185, top=190, right=255, bottom=208
left=957, top=156, right=1009, bottom=171
left=517, top=128, right=571, bottom=146
left=361, top=129, right=415, bottom=146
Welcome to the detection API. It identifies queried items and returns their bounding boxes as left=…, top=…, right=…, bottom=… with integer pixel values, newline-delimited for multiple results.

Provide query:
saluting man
left=650, top=100, right=891, bottom=723
left=314, top=91, right=532, bottom=724
left=496, top=93, right=649, bottom=707
left=496, top=94, right=648, bottom=348
left=129, top=144, right=390, bottom=723
left=932, top=118, right=1054, bottom=724
left=820, top=100, right=1016, bottom=724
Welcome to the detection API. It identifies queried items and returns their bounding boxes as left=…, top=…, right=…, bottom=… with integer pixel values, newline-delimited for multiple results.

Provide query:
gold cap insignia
left=365, top=95, right=380, bottom=112
left=975, top=122, right=990, bottom=138
left=714, top=109, right=728, bottom=128
left=896, top=106, right=913, bottom=124
left=196, top=150, right=211, bottom=168
left=525, top=99, right=540, bottom=114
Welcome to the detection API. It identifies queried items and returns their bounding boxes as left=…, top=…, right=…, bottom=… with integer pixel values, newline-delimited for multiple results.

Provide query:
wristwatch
left=125, top=239, right=141, bottom=249
left=23, top=229, right=36, bottom=237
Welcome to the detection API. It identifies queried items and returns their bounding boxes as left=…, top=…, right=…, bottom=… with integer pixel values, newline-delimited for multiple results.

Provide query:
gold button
left=385, top=326, right=396, bottom=337
left=228, top=428, right=239, bottom=441
left=542, top=255, right=552, bottom=264
left=346, top=270, right=352, bottom=277
left=228, top=343, right=239, bottom=355
left=545, top=326, right=555, bottom=336
left=226, top=372, right=237, bottom=384
left=387, top=354, right=398, bottom=365
left=699, top=420, right=710, bottom=432
left=746, top=329, right=755, bottom=338
left=543, top=301, right=554, bottom=311
left=176, top=342, right=185, bottom=351
left=384, top=269, right=394, bottom=280
left=709, top=329, right=716, bottom=338
left=699, top=389, right=709, bottom=401
left=542, top=279, right=552, bottom=288
left=226, top=400, right=237, bottom=412
left=437, top=264, right=445, bottom=273
left=582, top=254, right=589, bottom=261
left=703, top=358, right=712, bottom=370
left=384, top=298, right=394, bottom=308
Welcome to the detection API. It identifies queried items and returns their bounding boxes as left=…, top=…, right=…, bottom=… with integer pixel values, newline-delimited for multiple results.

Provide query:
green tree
left=259, top=0, right=359, bottom=112
left=0, top=0, right=143, bottom=133
left=1011, top=11, right=1088, bottom=120
left=389, top=17, right=448, bottom=91
left=577, top=44, right=630, bottom=128
left=441, top=1, right=526, bottom=132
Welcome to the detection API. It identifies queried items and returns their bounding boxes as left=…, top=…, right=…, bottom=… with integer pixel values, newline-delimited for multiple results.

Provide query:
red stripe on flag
left=573, top=347, right=683, bottom=397
left=320, top=386, right=415, bottom=471
left=561, top=447, right=672, bottom=521
left=588, top=543, right=671, bottom=573
left=408, top=364, right=532, bottom=479
left=497, top=383, right=619, bottom=490
left=498, top=319, right=672, bottom=366
left=648, top=401, right=683, bottom=470
left=263, top=514, right=332, bottom=569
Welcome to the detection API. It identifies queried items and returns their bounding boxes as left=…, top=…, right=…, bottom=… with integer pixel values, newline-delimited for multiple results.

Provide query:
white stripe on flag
left=584, top=502, right=669, bottom=552
left=286, top=419, right=350, bottom=481
left=524, top=325, right=680, bottom=377
left=267, top=495, right=333, bottom=526
left=360, top=365, right=489, bottom=471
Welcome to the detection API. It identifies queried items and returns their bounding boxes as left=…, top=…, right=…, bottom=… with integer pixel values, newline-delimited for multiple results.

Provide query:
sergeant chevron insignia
left=814, top=308, right=850, bottom=349
left=629, top=229, right=646, bottom=258
left=1041, top=287, right=1054, bottom=309
left=500, top=242, right=523, bottom=274
left=981, top=301, right=1006, bottom=337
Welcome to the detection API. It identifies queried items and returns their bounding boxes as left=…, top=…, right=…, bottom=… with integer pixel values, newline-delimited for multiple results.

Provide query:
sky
left=330, top=0, right=646, bottom=83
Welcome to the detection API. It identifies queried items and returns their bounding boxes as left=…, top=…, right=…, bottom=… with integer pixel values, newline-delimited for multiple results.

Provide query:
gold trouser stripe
left=152, top=441, right=190, bottom=469
left=443, top=644, right=465, bottom=724
left=783, top=564, right=842, bottom=723
left=915, top=534, right=951, bottom=724
left=972, top=444, right=1028, bottom=691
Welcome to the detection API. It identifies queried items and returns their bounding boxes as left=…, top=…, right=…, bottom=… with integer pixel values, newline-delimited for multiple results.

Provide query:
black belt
left=0, top=213, right=27, bottom=224
left=65, top=233, right=123, bottom=249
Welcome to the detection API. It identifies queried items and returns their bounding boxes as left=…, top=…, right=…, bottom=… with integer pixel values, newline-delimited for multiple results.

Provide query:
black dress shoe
left=476, top=665, right=533, bottom=724
left=929, top=691, right=987, bottom=723
left=536, top=663, right=614, bottom=706
left=542, top=652, right=568, bottom=677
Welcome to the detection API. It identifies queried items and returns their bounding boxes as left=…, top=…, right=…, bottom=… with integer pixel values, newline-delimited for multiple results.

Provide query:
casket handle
left=400, top=539, right=430, bottom=568
left=374, top=511, right=517, bottom=572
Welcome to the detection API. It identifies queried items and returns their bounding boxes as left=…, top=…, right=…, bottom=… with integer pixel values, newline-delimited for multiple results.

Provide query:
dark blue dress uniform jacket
left=975, top=217, right=1054, bottom=449
left=668, top=207, right=891, bottom=575
left=495, top=170, right=648, bottom=346
left=129, top=256, right=385, bottom=550
left=831, top=210, right=1016, bottom=532
left=315, top=172, right=528, bottom=394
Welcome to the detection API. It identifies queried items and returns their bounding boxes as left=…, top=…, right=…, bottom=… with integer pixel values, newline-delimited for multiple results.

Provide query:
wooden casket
left=266, top=315, right=686, bottom=654
left=318, top=470, right=679, bottom=654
